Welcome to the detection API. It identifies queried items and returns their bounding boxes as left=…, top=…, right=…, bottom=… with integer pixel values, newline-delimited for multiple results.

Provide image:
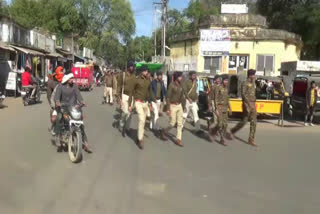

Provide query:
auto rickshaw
left=255, top=76, right=289, bottom=100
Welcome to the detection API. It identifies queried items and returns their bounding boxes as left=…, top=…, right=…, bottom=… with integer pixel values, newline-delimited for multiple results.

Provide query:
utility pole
left=153, top=1, right=162, bottom=58
left=161, top=0, right=168, bottom=60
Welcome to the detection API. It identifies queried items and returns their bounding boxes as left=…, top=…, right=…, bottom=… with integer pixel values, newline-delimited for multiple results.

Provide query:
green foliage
left=9, top=0, right=42, bottom=29
left=257, top=0, right=320, bottom=59
left=8, top=0, right=136, bottom=68
left=127, top=36, right=154, bottom=62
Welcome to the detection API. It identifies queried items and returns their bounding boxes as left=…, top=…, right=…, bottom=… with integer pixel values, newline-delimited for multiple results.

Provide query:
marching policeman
left=209, top=75, right=230, bottom=145
left=230, top=69, right=257, bottom=146
left=117, top=62, right=136, bottom=137
left=208, top=75, right=221, bottom=130
left=183, top=71, right=200, bottom=131
left=128, top=65, right=152, bottom=150
left=161, top=72, right=185, bottom=147
left=102, top=70, right=114, bottom=105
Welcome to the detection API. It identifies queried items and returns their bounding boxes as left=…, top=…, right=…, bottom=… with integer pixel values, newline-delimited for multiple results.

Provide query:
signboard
left=229, top=99, right=283, bottom=115
left=297, top=61, right=320, bottom=72
left=200, top=29, right=231, bottom=56
left=221, top=4, right=248, bottom=14
left=5, top=72, right=17, bottom=91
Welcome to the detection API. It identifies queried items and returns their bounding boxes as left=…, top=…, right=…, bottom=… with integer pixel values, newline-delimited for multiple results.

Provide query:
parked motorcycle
left=55, top=105, right=85, bottom=163
left=21, top=84, right=41, bottom=106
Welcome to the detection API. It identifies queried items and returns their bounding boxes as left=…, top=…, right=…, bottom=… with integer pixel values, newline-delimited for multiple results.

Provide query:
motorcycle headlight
left=70, top=108, right=82, bottom=120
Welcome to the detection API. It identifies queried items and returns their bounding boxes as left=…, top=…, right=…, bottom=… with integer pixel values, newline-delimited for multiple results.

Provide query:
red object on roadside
left=72, top=64, right=94, bottom=90
left=22, top=72, right=32, bottom=86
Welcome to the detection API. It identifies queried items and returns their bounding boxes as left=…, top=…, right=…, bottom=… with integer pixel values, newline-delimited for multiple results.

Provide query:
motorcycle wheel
left=68, top=130, right=83, bottom=163
left=23, top=97, right=28, bottom=106
left=36, top=93, right=41, bottom=103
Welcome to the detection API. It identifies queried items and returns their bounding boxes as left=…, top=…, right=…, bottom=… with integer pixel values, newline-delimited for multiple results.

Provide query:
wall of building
left=171, top=39, right=201, bottom=72
left=170, top=39, right=300, bottom=76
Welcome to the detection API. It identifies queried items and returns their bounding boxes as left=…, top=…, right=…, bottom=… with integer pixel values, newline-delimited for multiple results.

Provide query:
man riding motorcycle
left=21, top=67, right=38, bottom=98
left=54, top=73, right=92, bottom=153
left=48, top=67, right=65, bottom=135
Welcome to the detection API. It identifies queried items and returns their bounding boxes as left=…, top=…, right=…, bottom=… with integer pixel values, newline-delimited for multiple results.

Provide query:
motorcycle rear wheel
left=68, top=130, right=83, bottom=163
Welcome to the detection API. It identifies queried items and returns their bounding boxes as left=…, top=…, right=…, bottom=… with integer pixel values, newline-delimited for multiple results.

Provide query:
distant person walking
left=103, top=70, right=114, bottom=105
left=305, top=81, right=318, bottom=126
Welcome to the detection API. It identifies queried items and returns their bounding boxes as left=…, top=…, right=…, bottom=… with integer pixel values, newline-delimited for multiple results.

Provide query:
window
left=204, top=56, right=222, bottom=74
left=228, top=55, right=249, bottom=70
left=256, top=55, right=274, bottom=74
left=184, top=64, right=189, bottom=71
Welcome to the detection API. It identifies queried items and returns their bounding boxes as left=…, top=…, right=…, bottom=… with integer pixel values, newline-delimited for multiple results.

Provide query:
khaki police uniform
left=104, top=74, right=114, bottom=103
left=231, top=80, right=257, bottom=142
left=165, top=81, right=185, bottom=140
left=129, top=75, right=151, bottom=141
left=213, top=85, right=229, bottom=141
left=183, top=79, right=199, bottom=127
left=117, top=71, right=136, bottom=129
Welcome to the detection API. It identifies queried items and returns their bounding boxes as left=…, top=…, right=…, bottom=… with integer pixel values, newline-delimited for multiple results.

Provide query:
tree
left=0, top=0, right=8, bottom=16
left=127, top=36, right=153, bottom=62
left=257, top=0, right=320, bottom=60
left=9, top=0, right=42, bottom=28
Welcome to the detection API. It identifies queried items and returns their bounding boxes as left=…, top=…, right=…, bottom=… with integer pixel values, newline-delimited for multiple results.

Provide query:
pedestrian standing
left=116, top=62, right=136, bottom=137
left=305, top=81, right=317, bottom=126
left=128, top=65, right=152, bottom=150
left=183, top=71, right=200, bottom=131
left=230, top=69, right=257, bottom=146
left=161, top=72, right=185, bottom=147
left=209, top=75, right=230, bottom=145
left=150, top=71, right=167, bottom=135
left=103, top=70, right=114, bottom=105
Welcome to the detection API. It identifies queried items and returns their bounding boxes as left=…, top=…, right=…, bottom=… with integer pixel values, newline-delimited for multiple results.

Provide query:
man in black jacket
left=150, top=71, right=167, bottom=134
left=305, top=81, right=318, bottom=126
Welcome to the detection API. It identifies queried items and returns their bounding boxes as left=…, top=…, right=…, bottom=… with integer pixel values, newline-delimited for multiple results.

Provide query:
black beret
left=140, top=65, right=149, bottom=72
left=127, top=61, right=135, bottom=67
left=173, top=72, right=183, bottom=81
left=221, top=74, right=229, bottom=81
left=156, top=71, right=163, bottom=76
left=247, top=69, right=256, bottom=77
left=189, top=71, right=196, bottom=76
left=214, top=75, right=220, bottom=81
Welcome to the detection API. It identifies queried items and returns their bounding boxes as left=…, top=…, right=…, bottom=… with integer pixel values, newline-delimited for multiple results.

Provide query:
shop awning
left=56, top=48, right=73, bottom=60
left=74, top=54, right=86, bottom=62
left=10, top=45, right=44, bottom=56
left=46, top=52, right=64, bottom=58
left=0, top=42, right=15, bottom=52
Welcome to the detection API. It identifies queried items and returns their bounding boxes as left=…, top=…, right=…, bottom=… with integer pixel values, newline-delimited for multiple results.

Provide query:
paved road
left=0, top=87, right=319, bottom=214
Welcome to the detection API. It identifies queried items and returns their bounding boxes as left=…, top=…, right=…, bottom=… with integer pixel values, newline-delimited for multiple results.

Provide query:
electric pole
left=153, top=1, right=162, bottom=58
left=161, top=0, right=168, bottom=60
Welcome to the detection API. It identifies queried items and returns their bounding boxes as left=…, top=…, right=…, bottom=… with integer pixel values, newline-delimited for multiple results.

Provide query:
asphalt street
left=0, top=87, right=319, bottom=214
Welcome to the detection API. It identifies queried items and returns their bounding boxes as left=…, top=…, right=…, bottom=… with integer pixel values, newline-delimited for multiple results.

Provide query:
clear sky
left=130, top=0, right=190, bottom=37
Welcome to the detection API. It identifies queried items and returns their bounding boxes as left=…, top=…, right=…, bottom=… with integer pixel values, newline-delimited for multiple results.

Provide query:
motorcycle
left=40, top=77, right=47, bottom=92
left=0, top=90, right=5, bottom=107
left=21, top=84, right=41, bottom=106
left=55, top=104, right=85, bottom=163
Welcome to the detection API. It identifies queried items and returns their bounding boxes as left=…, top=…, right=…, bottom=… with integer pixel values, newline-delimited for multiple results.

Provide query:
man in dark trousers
left=230, top=69, right=257, bottom=146
left=305, top=81, right=318, bottom=126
